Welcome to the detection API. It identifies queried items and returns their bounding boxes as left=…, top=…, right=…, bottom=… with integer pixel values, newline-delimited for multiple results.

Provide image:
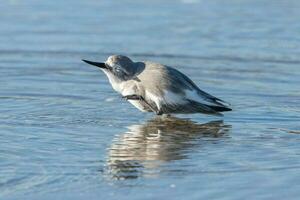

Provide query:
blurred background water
left=1, top=0, right=300, bottom=199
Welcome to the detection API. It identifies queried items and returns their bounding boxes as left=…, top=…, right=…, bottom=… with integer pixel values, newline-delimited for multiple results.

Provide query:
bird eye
left=115, top=67, right=122, bottom=73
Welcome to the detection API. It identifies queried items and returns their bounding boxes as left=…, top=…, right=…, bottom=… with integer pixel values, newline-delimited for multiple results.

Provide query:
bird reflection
left=105, top=117, right=231, bottom=180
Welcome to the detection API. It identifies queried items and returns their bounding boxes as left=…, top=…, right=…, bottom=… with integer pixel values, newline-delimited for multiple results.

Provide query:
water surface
left=1, top=0, right=300, bottom=199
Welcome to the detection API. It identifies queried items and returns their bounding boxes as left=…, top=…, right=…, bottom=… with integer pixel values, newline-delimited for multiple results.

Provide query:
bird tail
left=187, top=100, right=232, bottom=116
left=207, top=105, right=232, bottom=112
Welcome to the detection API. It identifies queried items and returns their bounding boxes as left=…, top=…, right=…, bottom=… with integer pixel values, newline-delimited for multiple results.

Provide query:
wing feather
left=165, top=66, right=231, bottom=109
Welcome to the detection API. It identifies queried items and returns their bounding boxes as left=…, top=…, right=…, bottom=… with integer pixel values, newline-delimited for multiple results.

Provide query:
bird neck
left=103, top=70, right=123, bottom=92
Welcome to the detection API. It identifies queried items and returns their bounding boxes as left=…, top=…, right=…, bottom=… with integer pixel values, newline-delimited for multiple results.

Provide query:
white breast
left=102, top=70, right=149, bottom=112
left=121, top=82, right=149, bottom=112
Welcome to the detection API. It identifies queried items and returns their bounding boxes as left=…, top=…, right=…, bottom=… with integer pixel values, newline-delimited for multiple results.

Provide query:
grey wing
left=160, top=100, right=223, bottom=115
left=163, top=66, right=231, bottom=114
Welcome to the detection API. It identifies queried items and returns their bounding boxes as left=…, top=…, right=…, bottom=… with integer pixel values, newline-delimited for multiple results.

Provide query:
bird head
left=82, top=55, right=138, bottom=81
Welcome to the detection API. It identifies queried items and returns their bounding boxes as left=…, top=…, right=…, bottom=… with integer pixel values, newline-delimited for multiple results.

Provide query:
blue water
left=1, top=0, right=300, bottom=199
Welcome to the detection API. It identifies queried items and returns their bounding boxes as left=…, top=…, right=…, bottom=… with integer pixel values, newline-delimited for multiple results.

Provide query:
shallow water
left=1, top=0, right=300, bottom=199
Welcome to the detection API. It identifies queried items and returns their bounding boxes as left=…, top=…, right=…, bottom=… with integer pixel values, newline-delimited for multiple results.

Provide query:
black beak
left=82, top=59, right=107, bottom=69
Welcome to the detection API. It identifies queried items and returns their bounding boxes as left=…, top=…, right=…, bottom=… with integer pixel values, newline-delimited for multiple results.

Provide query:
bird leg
left=122, top=94, right=141, bottom=100
left=122, top=95, right=162, bottom=115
